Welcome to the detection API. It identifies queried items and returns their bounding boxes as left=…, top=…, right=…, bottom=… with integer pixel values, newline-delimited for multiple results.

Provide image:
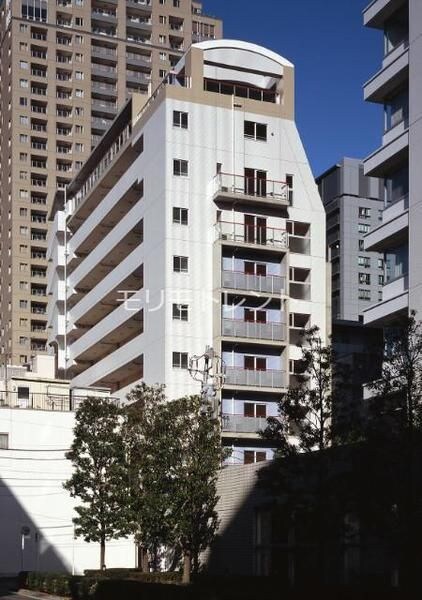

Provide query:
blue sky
left=203, top=0, right=383, bottom=176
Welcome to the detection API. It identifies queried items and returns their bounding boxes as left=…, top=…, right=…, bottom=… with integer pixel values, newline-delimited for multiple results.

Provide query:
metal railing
left=224, top=367, right=286, bottom=388
left=204, top=78, right=278, bottom=104
left=222, top=318, right=286, bottom=342
left=215, top=221, right=289, bottom=249
left=214, top=172, right=289, bottom=202
left=222, top=414, right=269, bottom=434
left=0, top=391, right=120, bottom=412
left=222, top=270, right=286, bottom=295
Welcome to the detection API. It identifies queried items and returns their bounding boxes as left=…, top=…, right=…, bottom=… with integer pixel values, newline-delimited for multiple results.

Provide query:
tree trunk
left=182, top=552, right=191, bottom=584
left=100, top=539, right=106, bottom=570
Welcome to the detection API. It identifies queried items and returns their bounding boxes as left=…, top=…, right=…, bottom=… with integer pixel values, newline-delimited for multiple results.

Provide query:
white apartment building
left=48, top=40, right=328, bottom=465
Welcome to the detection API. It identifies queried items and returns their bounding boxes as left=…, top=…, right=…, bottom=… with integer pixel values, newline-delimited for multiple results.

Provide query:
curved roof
left=193, top=39, right=294, bottom=69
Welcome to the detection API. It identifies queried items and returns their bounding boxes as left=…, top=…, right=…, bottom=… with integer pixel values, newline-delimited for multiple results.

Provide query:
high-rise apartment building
left=48, top=40, right=328, bottom=465
left=362, top=0, right=413, bottom=326
left=317, top=157, right=384, bottom=425
left=0, top=0, right=221, bottom=365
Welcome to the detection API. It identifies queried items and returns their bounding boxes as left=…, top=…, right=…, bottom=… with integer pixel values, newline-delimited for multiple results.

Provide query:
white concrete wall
left=0, top=410, right=135, bottom=576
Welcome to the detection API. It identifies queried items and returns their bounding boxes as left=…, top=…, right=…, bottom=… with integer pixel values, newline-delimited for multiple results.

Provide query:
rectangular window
left=359, top=239, right=364, bottom=251
left=358, top=289, right=371, bottom=300
left=358, top=256, right=370, bottom=268
left=378, top=258, right=384, bottom=269
left=173, top=255, right=188, bottom=272
left=244, top=450, right=266, bottom=464
left=172, top=352, right=188, bottom=369
left=379, top=274, right=384, bottom=285
left=0, top=434, right=8, bottom=450
left=244, top=120, right=267, bottom=141
left=358, top=207, right=371, bottom=219
left=172, top=304, right=189, bottom=321
left=173, top=159, right=188, bottom=176
left=173, top=111, right=188, bottom=129
left=173, top=207, right=188, bottom=225
left=358, top=273, right=371, bottom=285
left=358, top=223, right=370, bottom=234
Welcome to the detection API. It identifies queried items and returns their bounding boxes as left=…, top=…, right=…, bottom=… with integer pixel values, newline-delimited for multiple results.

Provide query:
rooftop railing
left=0, top=391, right=119, bottom=412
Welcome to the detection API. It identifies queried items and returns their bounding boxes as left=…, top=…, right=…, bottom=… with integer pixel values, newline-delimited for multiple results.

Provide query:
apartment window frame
left=172, top=351, right=188, bottom=369
left=172, top=303, right=189, bottom=321
left=173, top=255, right=188, bottom=273
left=173, top=159, right=188, bottom=177
left=0, top=433, right=9, bottom=450
left=173, top=110, right=188, bottom=129
left=244, top=120, right=267, bottom=142
left=173, top=207, right=188, bottom=225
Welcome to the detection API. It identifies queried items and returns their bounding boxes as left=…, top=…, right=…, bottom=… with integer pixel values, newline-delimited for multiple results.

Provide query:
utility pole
left=188, top=346, right=225, bottom=415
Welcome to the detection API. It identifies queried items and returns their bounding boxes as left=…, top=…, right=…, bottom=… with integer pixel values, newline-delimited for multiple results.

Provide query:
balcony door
left=244, top=168, right=267, bottom=197
left=244, top=355, right=266, bottom=371
left=244, top=402, right=267, bottom=418
left=244, top=215, right=267, bottom=245
left=244, top=308, right=267, bottom=323
left=244, top=261, right=267, bottom=277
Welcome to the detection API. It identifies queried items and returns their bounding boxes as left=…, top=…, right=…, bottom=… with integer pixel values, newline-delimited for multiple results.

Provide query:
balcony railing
left=216, top=221, right=289, bottom=249
left=221, top=270, right=286, bottom=295
left=222, top=318, right=286, bottom=342
left=214, top=172, right=289, bottom=203
left=204, top=78, right=278, bottom=104
left=224, top=367, right=285, bottom=388
left=222, top=414, right=269, bottom=434
left=0, top=391, right=119, bottom=412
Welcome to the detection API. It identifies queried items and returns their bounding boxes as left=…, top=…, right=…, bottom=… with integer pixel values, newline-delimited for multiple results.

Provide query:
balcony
left=92, top=63, right=117, bottom=79
left=204, top=78, right=278, bottom=104
left=91, top=9, right=117, bottom=23
left=91, top=116, right=114, bottom=131
left=364, top=209, right=408, bottom=252
left=91, top=81, right=117, bottom=96
left=213, top=173, right=289, bottom=208
left=222, top=414, right=268, bottom=435
left=215, top=221, right=288, bottom=251
left=92, top=99, right=117, bottom=115
left=224, top=367, right=286, bottom=389
left=0, top=390, right=119, bottom=412
left=126, top=16, right=152, bottom=31
left=363, top=0, right=407, bottom=29
left=221, top=270, right=286, bottom=295
left=126, top=70, right=151, bottom=85
left=91, top=45, right=117, bottom=60
left=364, top=129, right=408, bottom=177
left=127, top=0, right=152, bottom=12
left=222, top=318, right=286, bottom=343
left=363, top=276, right=408, bottom=326
left=126, top=51, right=151, bottom=69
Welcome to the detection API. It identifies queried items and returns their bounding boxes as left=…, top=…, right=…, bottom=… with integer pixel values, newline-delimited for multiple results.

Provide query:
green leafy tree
left=123, top=386, right=226, bottom=583
left=64, top=397, right=130, bottom=569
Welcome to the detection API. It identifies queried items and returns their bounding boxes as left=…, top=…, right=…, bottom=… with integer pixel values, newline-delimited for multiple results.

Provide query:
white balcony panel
left=364, top=130, right=408, bottom=177
left=364, top=45, right=408, bottom=103
left=224, top=368, right=286, bottom=389
left=68, top=171, right=142, bottom=255
left=364, top=210, right=408, bottom=252
left=69, top=289, right=144, bottom=361
left=69, top=334, right=144, bottom=389
left=382, top=194, right=409, bottom=224
left=68, top=203, right=143, bottom=290
left=68, top=246, right=143, bottom=329
left=363, top=0, right=405, bottom=27
left=222, top=319, right=286, bottom=342
left=383, top=120, right=408, bottom=147
left=221, top=270, right=286, bottom=295
left=222, top=414, right=268, bottom=435
left=47, top=211, right=66, bottom=260
left=363, top=285, right=408, bottom=325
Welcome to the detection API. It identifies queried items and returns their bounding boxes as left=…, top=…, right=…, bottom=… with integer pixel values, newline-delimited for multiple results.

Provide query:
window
left=75, top=35, right=83, bottom=44
left=20, top=116, right=29, bottom=126
left=172, top=351, right=188, bottom=369
left=173, top=207, right=188, bottom=225
left=20, top=60, right=29, bottom=69
left=379, top=274, right=385, bottom=285
left=378, top=258, right=384, bottom=269
left=75, top=17, right=83, bottom=26
left=75, top=125, right=84, bottom=133
left=359, top=207, right=371, bottom=219
left=358, top=223, right=370, bottom=234
left=159, top=35, right=166, bottom=44
left=75, top=71, right=84, bottom=80
left=358, top=273, right=371, bottom=285
left=358, top=239, right=364, bottom=251
left=173, top=159, right=188, bottom=176
left=19, top=300, right=28, bottom=309
left=75, top=143, right=84, bottom=152
left=159, top=0, right=166, bottom=4
left=358, top=289, right=371, bottom=301
left=20, top=97, right=28, bottom=106
left=160, top=51, right=167, bottom=61
left=173, top=0, right=180, bottom=6
left=19, top=134, right=28, bottom=143
left=19, top=336, right=28, bottom=345
left=173, top=110, right=188, bottom=129
left=173, top=255, right=188, bottom=272
left=159, top=69, right=167, bottom=78
left=159, top=15, right=167, bottom=24
left=75, top=89, right=84, bottom=98
left=0, top=434, right=8, bottom=450
left=358, top=256, right=370, bottom=268
left=244, top=450, right=266, bottom=464
left=172, top=304, right=188, bottom=321
left=244, top=403, right=267, bottom=418
left=244, top=120, right=267, bottom=141
left=20, top=42, right=28, bottom=51
left=20, top=79, right=29, bottom=88
left=286, top=174, right=294, bottom=204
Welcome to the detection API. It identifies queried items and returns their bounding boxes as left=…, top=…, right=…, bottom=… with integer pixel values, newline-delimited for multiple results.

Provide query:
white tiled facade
left=48, top=40, right=328, bottom=465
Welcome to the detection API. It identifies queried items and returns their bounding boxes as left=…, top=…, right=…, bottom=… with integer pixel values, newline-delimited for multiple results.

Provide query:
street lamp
left=188, top=346, right=225, bottom=415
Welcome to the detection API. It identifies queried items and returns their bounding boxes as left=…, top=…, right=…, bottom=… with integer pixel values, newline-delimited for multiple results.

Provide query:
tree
left=123, top=386, right=226, bottom=583
left=260, top=326, right=347, bottom=585
left=64, top=397, right=130, bottom=569
left=365, top=311, right=422, bottom=589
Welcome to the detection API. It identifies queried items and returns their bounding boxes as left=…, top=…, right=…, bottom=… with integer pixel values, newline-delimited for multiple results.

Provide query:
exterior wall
left=49, top=40, right=327, bottom=463
left=0, top=0, right=221, bottom=365
left=0, top=409, right=135, bottom=576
